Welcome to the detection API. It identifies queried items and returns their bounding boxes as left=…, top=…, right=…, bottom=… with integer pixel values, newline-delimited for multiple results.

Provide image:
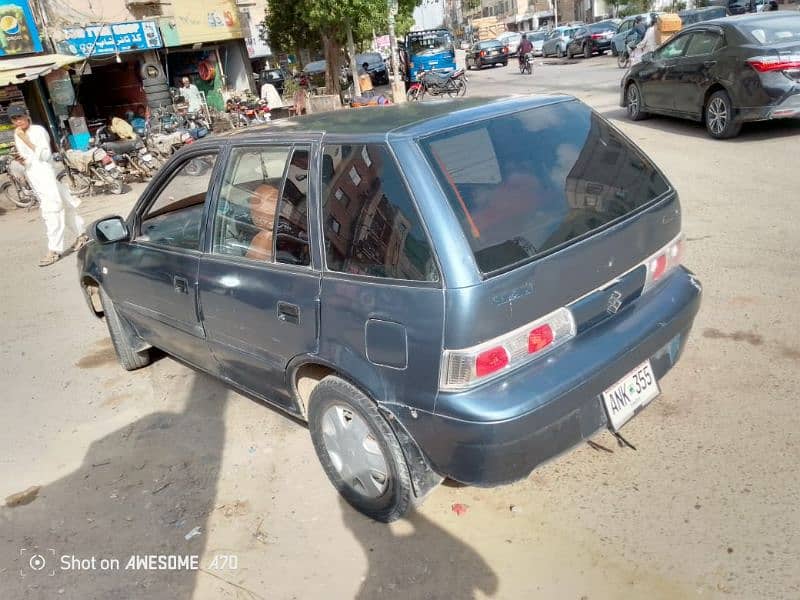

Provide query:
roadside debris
left=184, top=526, right=202, bottom=540
left=451, top=503, right=468, bottom=516
left=5, top=485, right=41, bottom=507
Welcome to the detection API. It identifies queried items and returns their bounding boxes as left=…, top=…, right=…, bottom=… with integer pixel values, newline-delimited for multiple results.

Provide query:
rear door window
left=320, top=144, right=439, bottom=282
left=420, top=101, right=670, bottom=275
left=684, top=31, right=723, bottom=56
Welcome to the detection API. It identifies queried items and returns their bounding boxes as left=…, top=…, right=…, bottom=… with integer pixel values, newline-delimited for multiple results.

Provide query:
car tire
left=567, top=46, right=573, bottom=59
left=557, top=45, right=565, bottom=58
left=584, top=44, right=592, bottom=59
left=502, top=61, right=507, bottom=66
left=99, top=287, right=151, bottom=371
left=308, top=375, right=414, bottom=523
left=56, top=170, right=90, bottom=196
left=705, top=90, right=742, bottom=139
left=625, top=81, right=649, bottom=121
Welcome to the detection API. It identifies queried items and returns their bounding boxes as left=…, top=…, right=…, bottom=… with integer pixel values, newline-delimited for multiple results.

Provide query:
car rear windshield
left=530, top=32, right=547, bottom=41
left=740, top=16, right=800, bottom=45
left=590, top=23, right=615, bottom=32
left=419, top=101, right=671, bottom=275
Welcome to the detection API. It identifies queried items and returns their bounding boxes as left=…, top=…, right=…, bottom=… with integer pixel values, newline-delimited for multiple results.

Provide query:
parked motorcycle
left=0, top=153, right=38, bottom=208
left=96, top=126, right=158, bottom=182
left=406, top=68, right=468, bottom=102
left=56, top=136, right=124, bottom=196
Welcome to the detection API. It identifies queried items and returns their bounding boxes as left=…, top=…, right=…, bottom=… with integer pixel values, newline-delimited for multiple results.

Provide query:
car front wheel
left=99, top=287, right=151, bottom=371
left=705, top=90, right=742, bottom=139
left=308, top=375, right=415, bottom=523
left=626, top=81, right=649, bottom=121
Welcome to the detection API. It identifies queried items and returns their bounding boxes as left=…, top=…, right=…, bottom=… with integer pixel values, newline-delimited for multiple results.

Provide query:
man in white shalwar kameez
left=9, top=105, right=87, bottom=266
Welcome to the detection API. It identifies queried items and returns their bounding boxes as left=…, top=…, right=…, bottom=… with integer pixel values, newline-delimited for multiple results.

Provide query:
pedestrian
left=180, top=76, right=203, bottom=113
left=9, top=105, right=86, bottom=267
left=633, top=15, right=647, bottom=43
left=638, top=16, right=660, bottom=55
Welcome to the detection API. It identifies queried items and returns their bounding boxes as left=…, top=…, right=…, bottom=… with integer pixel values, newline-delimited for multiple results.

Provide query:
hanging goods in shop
left=198, top=60, right=215, bottom=81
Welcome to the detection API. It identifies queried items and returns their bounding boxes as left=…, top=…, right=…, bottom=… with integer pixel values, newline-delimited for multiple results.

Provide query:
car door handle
left=173, top=276, right=189, bottom=294
left=277, top=301, right=300, bottom=325
left=703, top=60, right=717, bottom=68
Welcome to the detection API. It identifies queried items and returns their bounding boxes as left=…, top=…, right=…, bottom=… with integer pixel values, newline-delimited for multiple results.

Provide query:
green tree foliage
left=263, top=0, right=420, bottom=95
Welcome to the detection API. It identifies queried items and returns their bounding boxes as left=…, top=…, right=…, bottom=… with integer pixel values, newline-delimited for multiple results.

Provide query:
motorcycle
left=0, top=153, right=38, bottom=209
left=406, top=68, right=468, bottom=102
left=96, top=126, right=158, bottom=182
left=56, top=136, right=124, bottom=196
left=519, top=52, right=534, bottom=75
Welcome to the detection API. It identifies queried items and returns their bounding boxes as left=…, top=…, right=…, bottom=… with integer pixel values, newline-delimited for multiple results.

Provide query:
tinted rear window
left=420, top=101, right=670, bottom=275
left=740, top=16, right=800, bottom=45
left=590, top=23, right=616, bottom=32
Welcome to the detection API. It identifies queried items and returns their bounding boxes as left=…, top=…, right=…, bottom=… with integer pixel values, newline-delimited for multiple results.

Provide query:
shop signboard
left=0, top=0, right=43, bottom=56
left=60, top=21, right=162, bottom=57
left=240, top=6, right=270, bottom=58
left=159, top=0, right=244, bottom=47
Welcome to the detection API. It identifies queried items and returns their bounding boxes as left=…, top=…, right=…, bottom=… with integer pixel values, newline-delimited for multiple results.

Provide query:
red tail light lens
left=480, top=50, right=486, bottom=57
left=591, top=34, right=604, bottom=40
left=475, top=347, right=509, bottom=377
left=528, top=324, right=554, bottom=354
left=747, top=56, right=800, bottom=73
left=643, top=234, right=683, bottom=293
left=441, top=308, right=575, bottom=391
left=503, top=47, right=508, bottom=53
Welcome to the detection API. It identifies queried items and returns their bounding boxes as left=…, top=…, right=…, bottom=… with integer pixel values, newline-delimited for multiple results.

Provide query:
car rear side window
left=684, top=31, right=723, bottom=56
left=420, top=101, right=670, bottom=275
left=321, top=144, right=439, bottom=282
left=212, top=145, right=310, bottom=266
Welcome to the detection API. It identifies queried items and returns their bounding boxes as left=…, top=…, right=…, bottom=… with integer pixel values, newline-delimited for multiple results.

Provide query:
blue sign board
left=61, top=21, right=162, bottom=57
left=0, top=0, right=44, bottom=56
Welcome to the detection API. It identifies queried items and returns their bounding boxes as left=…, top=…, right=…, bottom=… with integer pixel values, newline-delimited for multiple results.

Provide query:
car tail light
left=747, top=55, right=800, bottom=73
left=591, top=34, right=604, bottom=40
left=440, top=308, right=576, bottom=391
left=643, top=234, right=684, bottom=293
left=480, top=50, right=486, bottom=57
left=503, top=47, right=508, bottom=53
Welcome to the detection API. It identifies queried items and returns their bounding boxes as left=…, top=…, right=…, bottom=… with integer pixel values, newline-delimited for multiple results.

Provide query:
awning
left=0, top=54, right=83, bottom=88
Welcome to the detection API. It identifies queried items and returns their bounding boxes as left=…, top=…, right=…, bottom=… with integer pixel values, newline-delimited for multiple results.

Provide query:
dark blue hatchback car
left=79, top=96, right=702, bottom=522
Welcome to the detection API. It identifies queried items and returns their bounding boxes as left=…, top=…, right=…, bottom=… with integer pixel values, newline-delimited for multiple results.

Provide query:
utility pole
left=554, top=0, right=559, bottom=28
left=388, top=0, right=406, bottom=103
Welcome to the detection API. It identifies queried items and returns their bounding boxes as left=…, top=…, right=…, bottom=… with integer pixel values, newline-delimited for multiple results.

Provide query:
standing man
left=180, top=76, right=203, bottom=113
left=9, top=105, right=86, bottom=266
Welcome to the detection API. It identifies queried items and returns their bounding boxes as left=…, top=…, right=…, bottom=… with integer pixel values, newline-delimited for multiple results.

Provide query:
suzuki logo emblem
left=607, top=290, right=623, bottom=315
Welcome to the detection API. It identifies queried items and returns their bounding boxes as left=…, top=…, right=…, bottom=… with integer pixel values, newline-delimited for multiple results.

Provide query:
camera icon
left=20, top=548, right=56, bottom=577
left=29, top=554, right=46, bottom=570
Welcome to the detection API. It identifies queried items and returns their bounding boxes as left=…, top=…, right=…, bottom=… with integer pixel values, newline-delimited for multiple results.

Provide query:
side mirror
left=642, top=51, right=654, bottom=63
left=94, top=216, right=129, bottom=244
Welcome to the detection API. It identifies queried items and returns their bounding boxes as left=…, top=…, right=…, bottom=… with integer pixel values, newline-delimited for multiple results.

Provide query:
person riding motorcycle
left=518, top=34, right=534, bottom=65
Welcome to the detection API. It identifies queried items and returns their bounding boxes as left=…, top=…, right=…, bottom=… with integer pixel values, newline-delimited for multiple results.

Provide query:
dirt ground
left=1, top=58, right=799, bottom=600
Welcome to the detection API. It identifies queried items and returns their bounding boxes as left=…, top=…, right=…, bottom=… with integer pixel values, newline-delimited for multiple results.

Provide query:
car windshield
left=419, top=101, right=670, bottom=275
left=409, top=32, right=453, bottom=56
left=530, top=32, right=547, bottom=41
left=741, top=16, right=800, bottom=44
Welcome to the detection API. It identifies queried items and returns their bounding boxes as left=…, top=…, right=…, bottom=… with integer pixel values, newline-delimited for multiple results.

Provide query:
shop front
left=56, top=20, right=166, bottom=142
left=158, top=0, right=255, bottom=112
left=0, top=1, right=71, bottom=153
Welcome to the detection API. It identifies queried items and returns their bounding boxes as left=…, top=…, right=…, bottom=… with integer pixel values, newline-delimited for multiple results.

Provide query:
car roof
left=214, top=95, right=576, bottom=140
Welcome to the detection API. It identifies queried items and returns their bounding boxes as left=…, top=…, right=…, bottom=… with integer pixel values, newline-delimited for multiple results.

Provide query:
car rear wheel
left=308, top=375, right=414, bottom=523
left=99, top=287, right=151, bottom=371
left=705, top=90, right=742, bottom=139
left=626, top=82, right=649, bottom=121
left=584, top=44, right=592, bottom=59
left=557, top=45, right=565, bottom=58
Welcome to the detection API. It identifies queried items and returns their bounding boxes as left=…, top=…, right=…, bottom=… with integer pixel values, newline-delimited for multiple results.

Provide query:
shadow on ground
left=340, top=497, right=498, bottom=599
left=601, top=107, right=800, bottom=142
left=0, top=372, right=227, bottom=599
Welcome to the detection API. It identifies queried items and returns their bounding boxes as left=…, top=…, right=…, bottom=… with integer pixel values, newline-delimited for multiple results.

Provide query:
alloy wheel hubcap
left=628, top=86, right=639, bottom=115
left=321, top=405, right=389, bottom=498
left=708, top=98, right=727, bottom=134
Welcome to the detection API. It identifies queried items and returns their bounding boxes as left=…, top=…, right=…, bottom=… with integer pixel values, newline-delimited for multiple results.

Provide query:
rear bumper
left=479, top=56, right=507, bottom=66
left=737, top=93, right=800, bottom=122
left=397, top=267, right=702, bottom=486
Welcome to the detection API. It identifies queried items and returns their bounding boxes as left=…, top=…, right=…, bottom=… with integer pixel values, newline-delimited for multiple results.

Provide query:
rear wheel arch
left=702, top=82, right=729, bottom=119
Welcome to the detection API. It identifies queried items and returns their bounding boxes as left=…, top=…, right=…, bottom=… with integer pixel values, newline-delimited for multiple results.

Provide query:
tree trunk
left=322, top=32, right=342, bottom=98
left=346, top=22, right=362, bottom=98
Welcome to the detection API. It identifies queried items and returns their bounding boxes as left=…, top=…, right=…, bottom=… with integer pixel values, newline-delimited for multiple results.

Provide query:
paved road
left=1, top=58, right=798, bottom=600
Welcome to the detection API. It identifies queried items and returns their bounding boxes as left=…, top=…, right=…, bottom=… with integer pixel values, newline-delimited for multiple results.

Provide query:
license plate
left=602, top=360, right=660, bottom=431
